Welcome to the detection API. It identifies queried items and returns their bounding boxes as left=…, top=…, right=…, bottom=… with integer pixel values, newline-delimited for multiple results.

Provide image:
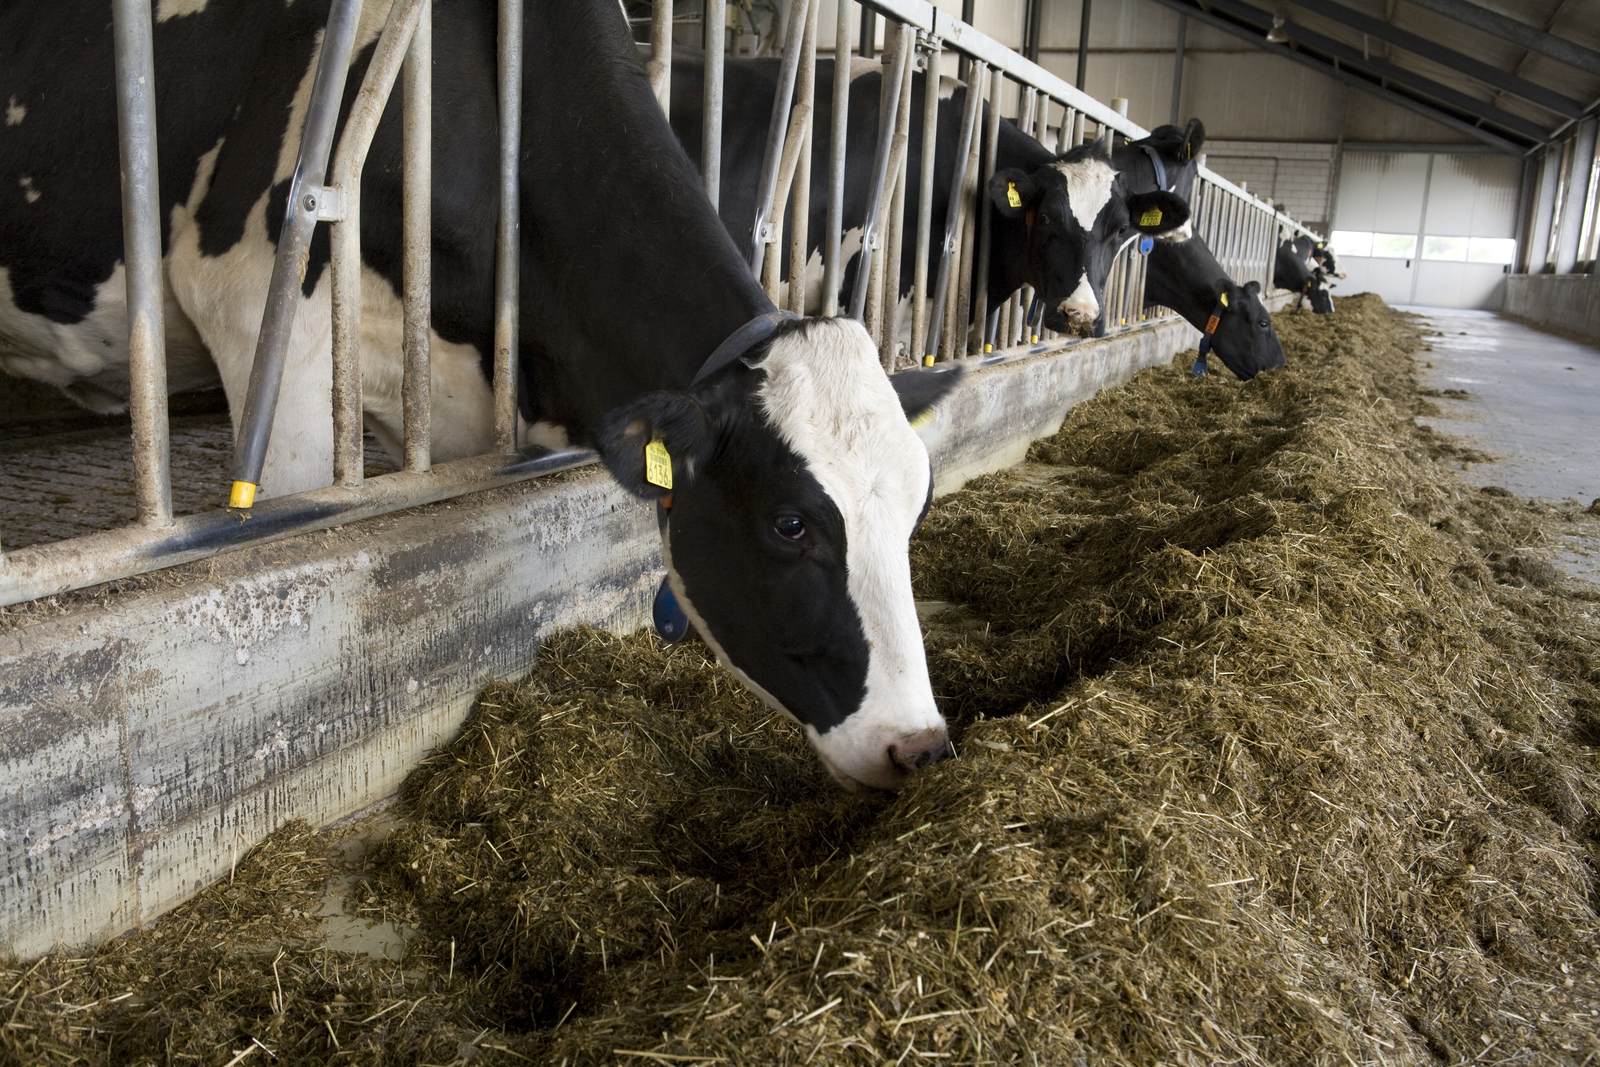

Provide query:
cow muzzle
left=817, top=722, right=952, bottom=793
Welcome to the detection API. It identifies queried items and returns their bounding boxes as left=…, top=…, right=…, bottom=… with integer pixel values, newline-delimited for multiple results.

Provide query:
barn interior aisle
left=5, top=295, right=1597, bottom=1065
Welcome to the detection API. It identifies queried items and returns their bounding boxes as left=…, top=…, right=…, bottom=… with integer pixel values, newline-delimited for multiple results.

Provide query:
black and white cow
left=668, top=53, right=1191, bottom=340
left=1110, top=120, right=1206, bottom=241
left=1142, top=236, right=1284, bottom=380
left=1274, top=236, right=1335, bottom=313
left=0, top=0, right=958, bottom=792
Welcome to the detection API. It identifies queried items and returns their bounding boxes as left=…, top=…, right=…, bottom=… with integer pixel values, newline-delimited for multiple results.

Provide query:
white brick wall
left=1202, top=140, right=1337, bottom=229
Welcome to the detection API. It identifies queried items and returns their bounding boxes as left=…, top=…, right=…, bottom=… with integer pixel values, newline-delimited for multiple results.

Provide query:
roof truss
left=1147, top=0, right=1542, bottom=154
left=1401, top=0, right=1600, bottom=78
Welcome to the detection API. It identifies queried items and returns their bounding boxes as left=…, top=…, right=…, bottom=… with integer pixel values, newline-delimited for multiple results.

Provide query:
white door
left=1329, top=151, right=1520, bottom=310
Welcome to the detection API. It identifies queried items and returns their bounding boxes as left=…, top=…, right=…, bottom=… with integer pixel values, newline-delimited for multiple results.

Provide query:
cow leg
left=168, top=188, right=336, bottom=499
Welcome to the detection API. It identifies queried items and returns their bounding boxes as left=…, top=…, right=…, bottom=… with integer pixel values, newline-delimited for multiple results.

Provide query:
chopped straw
left=4, top=295, right=1598, bottom=1065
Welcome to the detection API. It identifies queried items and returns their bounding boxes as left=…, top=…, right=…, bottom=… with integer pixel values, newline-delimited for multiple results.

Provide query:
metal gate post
left=227, top=0, right=362, bottom=506
left=649, top=0, right=672, bottom=115
left=909, top=33, right=941, bottom=360
left=330, top=0, right=432, bottom=487
left=749, top=0, right=813, bottom=275
left=970, top=66, right=1001, bottom=352
left=787, top=0, right=819, bottom=314
left=703, top=0, right=726, bottom=207
left=494, top=0, right=523, bottom=453
left=822, top=0, right=852, bottom=317
left=402, top=0, right=433, bottom=473
left=923, top=59, right=982, bottom=363
left=112, top=0, right=172, bottom=528
left=848, top=26, right=911, bottom=319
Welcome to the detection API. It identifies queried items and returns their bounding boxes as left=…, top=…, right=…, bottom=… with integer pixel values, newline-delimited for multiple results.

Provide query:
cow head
left=1209, top=279, right=1285, bottom=380
left=988, top=146, right=1190, bottom=336
left=1118, top=119, right=1206, bottom=240
left=596, top=317, right=960, bottom=792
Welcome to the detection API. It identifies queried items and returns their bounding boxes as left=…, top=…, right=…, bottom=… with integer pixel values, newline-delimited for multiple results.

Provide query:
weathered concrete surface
left=1504, top=274, right=1600, bottom=342
left=0, top=306, right=1240, bottom=957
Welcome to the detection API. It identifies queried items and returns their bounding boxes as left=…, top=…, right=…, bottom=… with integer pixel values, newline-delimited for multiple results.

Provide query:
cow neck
left=518, top=0, right=775, bottom=411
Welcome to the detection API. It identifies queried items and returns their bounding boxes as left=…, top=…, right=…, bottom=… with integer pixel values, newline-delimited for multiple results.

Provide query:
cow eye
left=774, top=515, right=806, bottom=540
left=1038, top=212, right=1050, bottom=227
left=1259, top=320, right=1269, bottom=329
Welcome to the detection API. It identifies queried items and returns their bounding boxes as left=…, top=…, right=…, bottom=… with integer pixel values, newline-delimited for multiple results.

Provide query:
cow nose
left=888, top=735, right=954, bottom=774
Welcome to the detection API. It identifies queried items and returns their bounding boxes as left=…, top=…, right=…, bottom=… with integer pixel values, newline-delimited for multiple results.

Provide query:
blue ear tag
left=1139, top=236, right=1154, bottom=255
left=1192, top=355, right=1208, bottom=377
left=653, top=578, right=690, bottom=643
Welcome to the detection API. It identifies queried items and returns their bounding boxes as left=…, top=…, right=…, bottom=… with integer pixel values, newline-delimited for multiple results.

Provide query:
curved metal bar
left=494, top=0, right=523, bottom=453
left=703, top=0, right=726, bottom=207
left=228, top=0, right=362, bottom=504
left=822, top=0, right=852, bottom=317
left=923, top=59, right=983, bottom=360
left=402, top=1, right=433, bottom=473
left=330, top=0, right=432, bottom=487
left=848, top=27, right=912, bottom=320
left=749, top=0, right=814, bottom=274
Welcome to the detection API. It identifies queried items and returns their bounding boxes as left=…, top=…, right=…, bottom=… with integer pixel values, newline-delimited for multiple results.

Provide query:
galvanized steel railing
left=0, top=0, right=1318, bottom=607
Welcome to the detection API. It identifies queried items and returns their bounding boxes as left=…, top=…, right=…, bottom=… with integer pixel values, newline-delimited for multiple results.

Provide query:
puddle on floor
left=314, top=807, right=416, bottom=961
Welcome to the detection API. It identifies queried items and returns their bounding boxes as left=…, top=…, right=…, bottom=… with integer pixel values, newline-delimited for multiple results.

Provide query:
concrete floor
left=1398, top=306, right=1600, bottom=585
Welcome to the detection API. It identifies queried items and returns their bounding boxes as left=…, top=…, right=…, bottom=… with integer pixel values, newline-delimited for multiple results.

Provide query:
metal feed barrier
left=0, top=0, right=1320, bottom=608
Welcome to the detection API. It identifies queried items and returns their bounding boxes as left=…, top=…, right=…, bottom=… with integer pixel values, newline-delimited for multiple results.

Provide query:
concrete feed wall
left=1504, top=274, right=1600, bottom=340
left=0, top=314, right=1211, bottom=959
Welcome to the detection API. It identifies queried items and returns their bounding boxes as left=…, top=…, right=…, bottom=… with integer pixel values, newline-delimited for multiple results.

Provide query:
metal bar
left=112, top=0, right=172, bottom=528
left=761, top=101, right=814, bottom=300
left=703, top=0, right=726, bottom=207
left=952, top=122, right=980, bottom=354
left=910, top=34, right=941, bottom=361
left=859, top=5, right=877, bottom=57
left=1057, top=104, right=1072, bottom=153
left=1075, top=0, right=1091, bottom=90
left=788, top=0, right=819, bottom=314
left=750, top=0, right=813, bottom=274
left=228, top=0, right=361, bottom=505
left=1288, top=0, right=1584, bottom=119
left=649, top=0, right=672, bottom=114
left=402, top=0, right=432, bottom=474
left=970, top=66, right=1001, bottom=351
left=1402, top=0, right=1600, bottom=79
left=924, top=60, right=983, bottom=361
left=849, top=27, right=912, bottom=320
left=330, top=0, right=431, bottom=487
left=881, top=35, right=914, bottom=368
left=1169, top=13, right=1186, bottom=127
left=823, top=0, right=851, bottom=317
left=494, top=0, right=523, bottom=454
left=0, top=448, right=597, bottom=609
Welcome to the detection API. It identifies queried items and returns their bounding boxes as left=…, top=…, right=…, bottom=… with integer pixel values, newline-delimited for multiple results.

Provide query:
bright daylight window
left=1371, top=233, right=1418, bottom=259
left=1467, top=237, right=1517, bottom=264
left=1422, top=235, right=1468, bottom=261
left=1329, top=230, right=1372, bottom=257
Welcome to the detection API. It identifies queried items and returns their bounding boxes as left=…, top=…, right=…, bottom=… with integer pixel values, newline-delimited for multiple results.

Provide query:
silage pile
left=4, top=295, right=1599, bottom=1066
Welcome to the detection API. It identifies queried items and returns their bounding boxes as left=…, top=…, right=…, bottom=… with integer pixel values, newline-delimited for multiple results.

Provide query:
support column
left=1554, top=117, right=1597, bottom=274
left=1169, top=14, right=1186, bottom=127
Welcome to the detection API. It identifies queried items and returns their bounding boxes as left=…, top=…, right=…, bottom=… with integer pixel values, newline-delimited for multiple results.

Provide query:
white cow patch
left=18, top=176, right=39, bottom=204
left=0, top=262, right=218, bottom=415
left=1057, top=273, right=1098, bottom=323
left=756, top=318, right=946, bottom=790
left=1051, top=156, right=1115, bottom=229
left=156, top=0, right=209, bottom=21
left=5, top=97, right=24, bottom=126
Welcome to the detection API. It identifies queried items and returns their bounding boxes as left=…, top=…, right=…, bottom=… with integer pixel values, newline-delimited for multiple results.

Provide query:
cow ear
left=1215, top=278, right=1241, bottom=308
left=1183, top=117, right=1205, bottom=159
left=989, top=169, right=1036, bottom=219
left=890, top=364, right=963, bottom=424
left=1127, top=190, right=1190, bottom=235
left=594, top=392, right=714, bottom=501
left=1243, top=279, right=1262, bottom=296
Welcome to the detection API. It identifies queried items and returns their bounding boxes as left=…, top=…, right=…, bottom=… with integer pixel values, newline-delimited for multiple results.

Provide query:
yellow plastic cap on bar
left=229, top=481, right=258, bottom=509
left=923, top=353, right=935, bottom=367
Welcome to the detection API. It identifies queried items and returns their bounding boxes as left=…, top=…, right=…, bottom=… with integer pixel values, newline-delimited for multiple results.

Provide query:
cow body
left=667, top=53, right=1189, bottom=341
left=1274, top=236, right=1335, bottom=313
left=1, top=0, right=957, bottom=791
left=1142, top=237, right=1284, bottom=380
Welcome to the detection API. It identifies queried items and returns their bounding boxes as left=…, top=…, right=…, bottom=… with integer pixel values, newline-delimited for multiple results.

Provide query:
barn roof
left=1146, top=0, right=1600, bottom=154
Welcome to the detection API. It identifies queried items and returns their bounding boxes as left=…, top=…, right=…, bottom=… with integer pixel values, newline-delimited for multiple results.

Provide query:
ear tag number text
left=645, top=436, right=673, bottom=490
left=1140, top=206, right=1163, bottom=227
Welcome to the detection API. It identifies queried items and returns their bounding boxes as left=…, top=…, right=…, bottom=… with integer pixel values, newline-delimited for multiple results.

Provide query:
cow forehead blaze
left=1048, top=157, right=1116, bottom=230
left=755, top=319, right=930, bottom=524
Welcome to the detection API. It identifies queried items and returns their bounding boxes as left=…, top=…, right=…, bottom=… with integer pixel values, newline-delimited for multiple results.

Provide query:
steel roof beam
left=1401, top=0, right=1600, bottom=78
left=1289, top=0, right=1585, bottom=119
left=1142, top=0, right=1528, bottom=155
left=1200, top=0, right=1552, bottom=142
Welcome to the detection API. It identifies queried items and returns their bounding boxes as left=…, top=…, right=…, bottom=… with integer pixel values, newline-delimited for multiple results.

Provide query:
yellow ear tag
left=1007, top=182, right=1022, bottom=209
left=644, top=436, right=673, bottom=490
left=1220, top=291, right=1230, bottom=307
left=1140, top=206, right=1163, bottom=227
